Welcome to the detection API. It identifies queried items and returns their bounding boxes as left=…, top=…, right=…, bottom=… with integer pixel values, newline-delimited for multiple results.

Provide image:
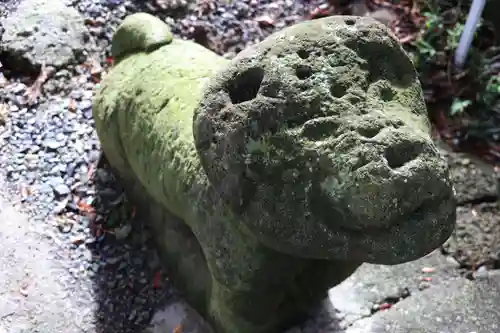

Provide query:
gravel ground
left=70, top=0, right=338, bottom=58
left=0, top=0, right=20, bottom=17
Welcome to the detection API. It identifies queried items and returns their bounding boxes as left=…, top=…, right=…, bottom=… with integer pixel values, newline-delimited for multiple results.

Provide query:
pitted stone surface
left=193, top=15, right=456, bottom=264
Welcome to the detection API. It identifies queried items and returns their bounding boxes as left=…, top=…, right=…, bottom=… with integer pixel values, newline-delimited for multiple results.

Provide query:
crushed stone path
left=0, top=176, right=96, bottom=333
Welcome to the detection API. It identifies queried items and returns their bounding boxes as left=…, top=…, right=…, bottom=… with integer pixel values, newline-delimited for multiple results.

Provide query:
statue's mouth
left=233, top=138, right=457, bottom=265
left=329, top=188, right=456, bottom=265
left=302, top=146, right=457, bottom=264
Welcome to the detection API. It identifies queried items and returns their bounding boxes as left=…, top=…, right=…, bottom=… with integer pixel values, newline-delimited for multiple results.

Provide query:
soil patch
left=443, top=202, right=500, bottom=269
left=438, top=146, right=498, bottom=204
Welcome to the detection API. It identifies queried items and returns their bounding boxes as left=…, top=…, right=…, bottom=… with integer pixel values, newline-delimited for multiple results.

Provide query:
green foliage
left=450, top=98, right=472, bottom=115
left=446, top=21, right=465, bottom=50
left=408, top=0, right=499, bottom=119
left=484, top=76, right=500, bottom=105
left=477, top=49, right=500, bottom=112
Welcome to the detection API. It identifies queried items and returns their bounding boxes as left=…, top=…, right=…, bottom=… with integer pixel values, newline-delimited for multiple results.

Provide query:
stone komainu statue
left=93, top=13, right=456, bottom=333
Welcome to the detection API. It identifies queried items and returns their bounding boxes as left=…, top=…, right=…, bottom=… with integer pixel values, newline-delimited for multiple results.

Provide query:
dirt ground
left=439, top=143, right=500, bottom=270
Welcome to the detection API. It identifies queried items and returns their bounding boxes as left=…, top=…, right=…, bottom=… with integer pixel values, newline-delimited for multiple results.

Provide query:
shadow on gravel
left=84, top=155, right=175, bottom=333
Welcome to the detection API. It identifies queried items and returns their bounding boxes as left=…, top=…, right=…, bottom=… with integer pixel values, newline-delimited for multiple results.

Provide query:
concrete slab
left=143, top=251, right=468, bottom=333
left=347, top=273, right=500, bottom=333
left=287, top=251, right=461, bottom=332
left=0, top=188, right=95, bottom=333
left=325, top=251, right=462, bottom=328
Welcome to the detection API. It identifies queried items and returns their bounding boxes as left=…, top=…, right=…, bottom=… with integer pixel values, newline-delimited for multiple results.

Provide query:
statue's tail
left=111, top=13, right=173, bottom=64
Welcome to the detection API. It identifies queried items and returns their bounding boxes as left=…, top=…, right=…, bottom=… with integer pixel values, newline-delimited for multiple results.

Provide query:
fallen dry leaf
left=255, top=14, right=275, bottom=26
left=173, top=324, right=183, bottom=333
left=76, top=199, right=94, bottom=214
left=0, top=103, right=8, bottom=126
left=24, top=62, right=54, bottom=105
left=19, top=184, right=32, bottom=198
left=88, top=57, right=103, bottom=77
left=68, top=98, right=77, bottom=112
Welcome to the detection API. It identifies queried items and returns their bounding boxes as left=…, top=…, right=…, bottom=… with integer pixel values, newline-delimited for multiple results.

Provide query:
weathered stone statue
left=93, top=12, right=456, bottom=333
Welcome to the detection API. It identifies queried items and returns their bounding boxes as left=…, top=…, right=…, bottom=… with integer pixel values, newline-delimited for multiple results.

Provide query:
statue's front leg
left=193, top=211, right=304, bottom=333
left=205, top=249, right=360, bottom=333
left=198, top=211, right=360, bottom=333
left=206, top=251, right=307, bottom=333
left=283, top=259, right=361, bottom=314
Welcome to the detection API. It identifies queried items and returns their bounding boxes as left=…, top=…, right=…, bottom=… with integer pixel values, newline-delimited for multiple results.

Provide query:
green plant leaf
left=450, top=98, right=472, bottom=115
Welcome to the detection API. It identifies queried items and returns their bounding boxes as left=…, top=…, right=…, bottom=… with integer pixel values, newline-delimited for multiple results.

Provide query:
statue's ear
left=111, top=13, right=173, bottom=64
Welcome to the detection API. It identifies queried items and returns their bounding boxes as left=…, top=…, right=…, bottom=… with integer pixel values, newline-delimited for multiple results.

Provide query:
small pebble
left=43, top=138, right=64, bottom=150
left=472, top=266, right=490, bottom=280
left=53, top=183, right=71, bottom=196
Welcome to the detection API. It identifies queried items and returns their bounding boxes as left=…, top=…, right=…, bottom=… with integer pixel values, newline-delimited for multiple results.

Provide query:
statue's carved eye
left=384, top=140, right=424, bottom=169
left=345, top=18, right=357, bottom=26
left=227, top=67, right=264, bottom=104
left=380, top=87, right=395, bottom=101
left=330, top=81, right=348, bottom=98
left=295, top=64, right=313, bottom=80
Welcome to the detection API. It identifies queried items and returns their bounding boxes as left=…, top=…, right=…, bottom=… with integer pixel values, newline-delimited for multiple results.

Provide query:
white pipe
left=454, top=0, right=486, bottom=68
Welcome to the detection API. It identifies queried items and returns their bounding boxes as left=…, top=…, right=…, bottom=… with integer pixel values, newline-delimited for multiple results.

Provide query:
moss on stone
left=111, top=13, right=173, bottom=63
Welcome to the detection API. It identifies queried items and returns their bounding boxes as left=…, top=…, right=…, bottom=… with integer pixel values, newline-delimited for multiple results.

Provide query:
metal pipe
left=454, top=0, right=486, bottom=68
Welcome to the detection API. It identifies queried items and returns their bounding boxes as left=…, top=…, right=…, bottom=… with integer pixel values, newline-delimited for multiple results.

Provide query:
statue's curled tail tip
left=111, top=12, right=173, bottom=63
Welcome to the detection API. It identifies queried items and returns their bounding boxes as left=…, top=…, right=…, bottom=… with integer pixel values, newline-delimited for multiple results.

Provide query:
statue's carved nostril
left=301, top=118, right=341, bottom=140
left=357, top=126, right=380, bottom=138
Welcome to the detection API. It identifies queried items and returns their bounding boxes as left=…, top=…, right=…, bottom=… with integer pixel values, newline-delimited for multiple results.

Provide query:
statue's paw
left=111, top=12, right=173, bottom=62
